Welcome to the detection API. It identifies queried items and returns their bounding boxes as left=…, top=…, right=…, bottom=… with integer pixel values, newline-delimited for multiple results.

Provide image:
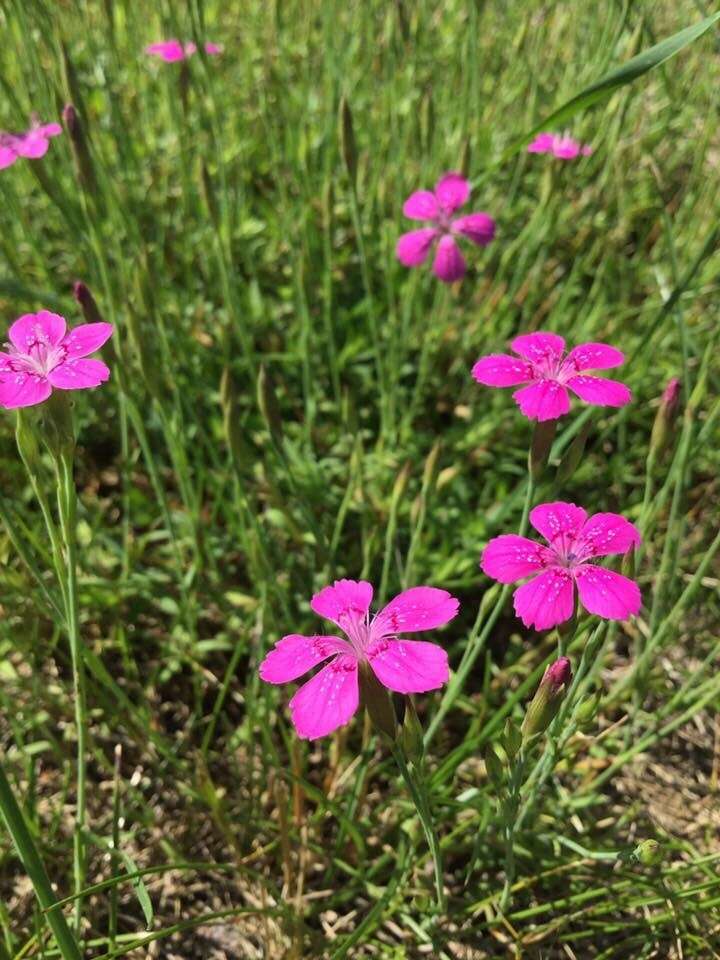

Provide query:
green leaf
left=504, top=12, right=720, bottom=160
left=117, top=848, right=154, bottom=929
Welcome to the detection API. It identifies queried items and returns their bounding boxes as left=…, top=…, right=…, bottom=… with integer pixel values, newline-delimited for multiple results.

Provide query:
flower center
left=4, top=328, right=67, bottom=379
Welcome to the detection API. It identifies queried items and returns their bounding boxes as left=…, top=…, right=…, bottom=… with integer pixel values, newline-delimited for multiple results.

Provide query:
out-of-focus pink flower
left=0, top=119, right=62, bottom=171
left=396, top=172, right=495, bottom=283
left=0, top=310, right=113, bottom=409
left=481, top=501, right=641, bottom=631
left=472, top=332, right=631, bottom=422
left=259, top=579, right=459, bottom=740
left=528, top=132, right=592, bottom=160
left=145, top=39, right=222, bottom=62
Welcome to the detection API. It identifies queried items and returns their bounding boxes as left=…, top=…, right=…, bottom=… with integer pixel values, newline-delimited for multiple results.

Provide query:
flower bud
left=358, top=662, right=396, bottom=741
left=502, top=717, right=523, bottom=759
left=484, top=745, right=504, bottom=787
left=649, top=378, right=681, bottom=460
left=521, top=657, right=572, bottom=742
left=73, top=281, right=103, bottom=326
left=220, top=367, right=247, bottom=465
left=62, top=103, right=97, bottom=194
left=632, top=839, right=661, bottom=866
left=575, top=689, right=601, bottom=730
left=338, top=95, right=357, bottom=188
left=400, top=697, right=424, bottom=762
left=529, top=419, right=556, bottom=481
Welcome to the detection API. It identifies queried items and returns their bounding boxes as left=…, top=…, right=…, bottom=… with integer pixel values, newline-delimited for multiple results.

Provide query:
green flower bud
left=521, top=657, right=572, bottom=742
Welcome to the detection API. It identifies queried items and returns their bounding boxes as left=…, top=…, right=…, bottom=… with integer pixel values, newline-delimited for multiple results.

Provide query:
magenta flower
left=0, top=310, right=113, bottom=409
left=472, top=332, right=631, bottom=422
left=481, top=502, right=641, bottom=631
left=527, top=132, right=592, bottom=160
left=259, top=579, right=459, bottom=740
left=0, top=119, right=62, bottom=171
left=145, top=39, right=222, bottom=62
left=396, top=172, right=495, bottom=283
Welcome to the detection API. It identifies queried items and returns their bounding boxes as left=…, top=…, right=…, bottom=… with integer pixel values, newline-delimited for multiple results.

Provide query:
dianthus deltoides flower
left=481, top=502, right=641, bottom=631
left=472, top=332, right=631, bottom=421
left=0, top=119, right=62, bottom=170
left=145, top=39, right=222, bottom=62
left=260, top=579, right=459, bottom=739
left=0, top=310, right=113, bottom=409
left=528, top=132, right=592, bottom=160
left=396, top=172, right=495, bottom=283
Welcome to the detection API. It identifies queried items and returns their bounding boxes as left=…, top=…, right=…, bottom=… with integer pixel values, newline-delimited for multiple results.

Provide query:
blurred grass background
left=0, top=0, right=719, bottom=956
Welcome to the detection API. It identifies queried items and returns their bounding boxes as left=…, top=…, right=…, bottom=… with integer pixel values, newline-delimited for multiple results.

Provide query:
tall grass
left=0, top=0, right=719, bottom=956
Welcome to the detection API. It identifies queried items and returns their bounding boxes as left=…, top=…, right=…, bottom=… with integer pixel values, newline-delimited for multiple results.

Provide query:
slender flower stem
left=499, top=750, right=527, bottom=911
left=390, top=745, right=446, bottom=912
left=0, top=759, right=82, bottom=960
left=55, top=451, right=88, bottom=938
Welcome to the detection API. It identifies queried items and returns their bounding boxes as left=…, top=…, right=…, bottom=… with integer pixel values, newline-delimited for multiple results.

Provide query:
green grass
left=1, top=0, right=719, bottom=956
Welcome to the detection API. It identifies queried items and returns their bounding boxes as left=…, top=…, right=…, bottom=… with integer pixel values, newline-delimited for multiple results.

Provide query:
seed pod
left=521, top=657, right=572, bottom=742
left=358, top=661, right=396, bottom=741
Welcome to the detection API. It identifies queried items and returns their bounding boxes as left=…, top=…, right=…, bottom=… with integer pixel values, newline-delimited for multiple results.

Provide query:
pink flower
left=472, top=332, right=631, bottom=422
left=145, top=39, right=222, bottom=62
left=481, top=502, right=641, bottom=631
left=396, top=172, right=495, bottom=283
left=0, top=119, right=62, bottom=171
left=0, top=310, right=113, bottom=409
left=527, top=132, right=592, bottom=160
left=259, top=579, right=459, bottom=740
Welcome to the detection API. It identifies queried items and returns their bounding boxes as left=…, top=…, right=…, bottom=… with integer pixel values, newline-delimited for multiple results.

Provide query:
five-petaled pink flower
left=472, top=332, right=631, bottom=422
left=528, top=132, right=592, bottom=160
left=396, top=172, right=495, bottom=283
left=145, top=39, right=222, bottom=62
left=0, top=310, right=113, bottom=409
left=0, top=119, right=62, bottom=171
left=481, top=502, right=641, bottom=631
left=259, top=579, right=459, bottom=740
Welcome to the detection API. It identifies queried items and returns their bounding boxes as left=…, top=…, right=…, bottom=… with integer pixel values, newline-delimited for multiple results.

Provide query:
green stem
left=499, top=750, right=527, bottom=911
left=0, top=759, right=82, bottom=960
left=55, top=451, right=87, bottom=939
left=391, top=746, right=446, bottom=912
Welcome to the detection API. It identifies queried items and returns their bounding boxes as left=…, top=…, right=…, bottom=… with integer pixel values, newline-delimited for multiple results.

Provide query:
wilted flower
left=528, top=132, right=592, bottom=160
left=259, top=579, right=459, bottom=740
left=472, top=332, right=631, bottom=422
left=0, top=310, right=113, bottom=409
left=396, top=172, right=495, bottom=283
left=0, top=119, right=62, bottom=170
left=481, top=502, right=641, bottom=631
left=144, top=39, right=222, bottom=62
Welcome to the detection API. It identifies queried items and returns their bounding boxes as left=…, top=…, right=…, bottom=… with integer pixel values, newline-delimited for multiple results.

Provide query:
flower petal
left=527, top=133, right=555, bottom=154
left=432, top=235, right=465, bottom=283
left=552, top=136, right=581, bottom=159
left=35, top=123, right=62, bottom=138
left=562, top=342, right=625, bottom=373
left=372, top=586, right=459, bottom=636
left=9, top=311, right=66, bottom=351
left=575, top=565, right=641, bottom=620
left=472, top=353, right=533, bottom=387
left=204, top=42, right=222, bottom=55
left=566, top=376, right=631, bottom=408
left=481, top=534, right=554, bottom=583
left=434, top=171, right=469, bottom=214
left=452, top=212, right=495, bottom=246
left=0, top=374, right=52, bottom=409
left=0, top=145, right=18, bottom=168
left=63, top=322, right=114, bottom=359
left=402, top=190, right=439, bottom=221
left=575, top=513, right=641, bottom=560
left=396, top=228, right=438, bottom=267
left=47, top=358, right=110, bottom=389
left=512, top=380, right=570, bottom=421
left=310, top=579, right=373, bottom=630
left=513, top=568, right=575, bottom=631
left=530, top=502, right=588, bottom=548
left=288, top=656, right=359, bottom=740
left=510, top=332, right=565, bottom=364
left=146, top=40, right=186, bottom=61
left=367, top=639, right=448, bottom=693
left=13, top=132, right=50, bottom=159
left=259, top=634, right=350, bottom=684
